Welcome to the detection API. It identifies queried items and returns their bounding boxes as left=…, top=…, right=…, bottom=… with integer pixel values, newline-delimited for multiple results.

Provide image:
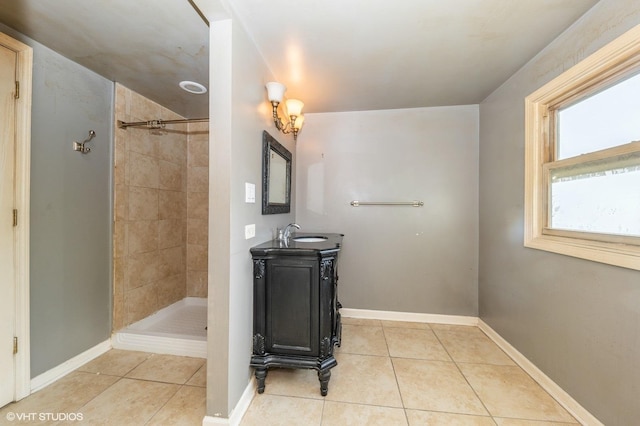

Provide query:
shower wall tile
left=159, top=190, right=186, bottom=220
left=187, top=192, right=208, bottom=220
left=156, top=275, right=186, bottom=309
left=113, top=256, right=125, bottom=331
left=127, top=251, right=161, bottom=290
left=113, top=295, right=125, bottom=332
left=126, top=283, right=159, bottom=325
left=113, top=84, right=205, bottom=331
left=129, top=129, right=159, bottom=158
left=114, top=136, right=127, bottom=186
left=187, top=244, right=208, bottom=271
left=158, top=219, right=184, bottom=249
left=187, top=271, right=207, bottom=298
left=188, top=139, right=208, bottom=167
left=186, top=124, right=209, bottom=299
left=129, top=152, right=159, bottom=189
left=115, top=84, right=128, bottom=117
left=128, top=187, right=158, bottom=221
left=131, top=96, right=162, bottom=125
left=159, top=160, right=183, bottom=191
left=128, top=221, right=159, bottom=255
left=114, top=221, right=126, bottom=259
left=187, top=166, right=208, bottom=193
left=114, top=257, right=125, bottom=295
left=159, top=246, right=186, bottom=278
left=159, top=137, right=187, bottom=165
left=189, top=121, right=209, bottom=133
left=114, top=185, right=128, bottom=221
left=187, top=219, right=208, bottom=246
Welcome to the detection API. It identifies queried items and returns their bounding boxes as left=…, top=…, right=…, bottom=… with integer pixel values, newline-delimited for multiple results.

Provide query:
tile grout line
left=318, top=397, right=326, bottom=426
left=24, top=353, right=155, bottom=419
left=73, top=352, right=204, bottom=424
left=435, top=326, right=578, bottom=424
left=429, top=325, right=497, bottom=424
left=473, top=329, right=581, bottom=424
left=71, top=352, right=155, bottom=421
left=380, top=324, right=411, bottom=426
left=70, top=375, right=126, bottom=417
left=182, top=360, right=206, bottom=386
left=143, top=382, right=184, bottom=425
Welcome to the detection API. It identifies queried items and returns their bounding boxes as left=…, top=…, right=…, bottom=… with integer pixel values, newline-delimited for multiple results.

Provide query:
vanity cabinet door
left=265, top=258, right=320, bottom=356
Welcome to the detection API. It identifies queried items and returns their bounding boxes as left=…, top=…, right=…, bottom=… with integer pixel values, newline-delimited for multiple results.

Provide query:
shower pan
left=113, top=297, right=207, bottom=358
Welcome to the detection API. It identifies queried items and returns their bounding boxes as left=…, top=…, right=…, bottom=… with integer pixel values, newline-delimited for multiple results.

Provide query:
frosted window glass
left=550, top=165, right=640, bottom=236
left=557, top=72, right=640, bottom=159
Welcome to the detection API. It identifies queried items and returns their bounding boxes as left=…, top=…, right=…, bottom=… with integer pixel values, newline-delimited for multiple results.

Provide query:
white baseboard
left=340, top=308, right=478, bottom=326
left=478, top=320, right=603, bottom=426
left=202, top=379, right=256, bottom=426
left=30, top=339, right=112, bottom=393
left=228, top=379, right=256, bottom=426
left=202, top=415, right=229, bottom=425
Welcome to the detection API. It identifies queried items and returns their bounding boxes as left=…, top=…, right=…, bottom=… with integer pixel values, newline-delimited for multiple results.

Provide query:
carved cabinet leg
left=318, top=369, right=331, bottom=396
left=255, top=368, right=268, bottom=394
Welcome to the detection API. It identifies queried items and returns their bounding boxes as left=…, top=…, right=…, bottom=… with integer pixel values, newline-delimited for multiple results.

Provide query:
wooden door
left=0, top=41, right=17, bottom=407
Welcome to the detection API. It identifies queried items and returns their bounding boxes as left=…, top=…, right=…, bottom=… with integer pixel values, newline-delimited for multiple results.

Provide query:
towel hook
left=73, top=130, right=96, bottom=154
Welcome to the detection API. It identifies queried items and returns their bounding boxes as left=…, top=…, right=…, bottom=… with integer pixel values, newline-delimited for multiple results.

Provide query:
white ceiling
left=230, top=0, right=600, bottom=112
left=0, top=0, right=599, bottom=117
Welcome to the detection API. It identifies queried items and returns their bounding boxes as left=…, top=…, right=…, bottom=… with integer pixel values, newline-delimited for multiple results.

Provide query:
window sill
left=524, top=233, right=640, bottom=271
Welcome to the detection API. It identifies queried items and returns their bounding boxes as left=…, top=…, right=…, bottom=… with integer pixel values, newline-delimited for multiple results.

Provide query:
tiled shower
left=112, top=83, right=209, bottom=333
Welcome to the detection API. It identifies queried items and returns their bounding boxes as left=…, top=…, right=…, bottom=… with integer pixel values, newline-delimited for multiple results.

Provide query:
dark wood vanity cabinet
left=250, top=234, right=343, bottom=396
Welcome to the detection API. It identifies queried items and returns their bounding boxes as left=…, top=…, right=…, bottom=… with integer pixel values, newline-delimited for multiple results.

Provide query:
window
left=524, top=25, right=640, bottom=271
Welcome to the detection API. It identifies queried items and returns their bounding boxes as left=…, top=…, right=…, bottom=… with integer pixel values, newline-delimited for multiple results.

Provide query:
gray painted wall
left=206, top=8, right=296, bottom=416
left=296, top=106, right=479, bottom=316
left=0, top=23, right=114, bottom=377
left=478, top=2, right=640, bottom=424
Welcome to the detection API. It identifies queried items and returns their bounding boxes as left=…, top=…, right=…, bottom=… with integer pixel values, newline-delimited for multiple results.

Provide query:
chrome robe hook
left=73, top=130, right=96, bottom=154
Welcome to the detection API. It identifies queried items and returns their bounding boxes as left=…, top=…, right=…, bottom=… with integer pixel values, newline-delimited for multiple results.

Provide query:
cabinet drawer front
left=267, top=261, right=319, bottom=355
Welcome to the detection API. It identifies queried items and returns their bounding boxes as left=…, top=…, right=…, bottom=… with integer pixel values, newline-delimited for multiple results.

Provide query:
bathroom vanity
left=250, top=233, right=343, bottom=396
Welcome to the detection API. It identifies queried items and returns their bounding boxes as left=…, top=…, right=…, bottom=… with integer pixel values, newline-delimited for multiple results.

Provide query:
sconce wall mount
left=266, top=82, right=304, bottom=141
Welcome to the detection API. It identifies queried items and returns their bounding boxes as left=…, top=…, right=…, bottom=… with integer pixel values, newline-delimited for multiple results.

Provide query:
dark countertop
left=250, top=233, right=343, bottom=256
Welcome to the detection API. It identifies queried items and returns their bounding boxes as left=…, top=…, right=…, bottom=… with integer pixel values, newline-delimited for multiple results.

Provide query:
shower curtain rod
left=117, top=117, right=209, bottom=129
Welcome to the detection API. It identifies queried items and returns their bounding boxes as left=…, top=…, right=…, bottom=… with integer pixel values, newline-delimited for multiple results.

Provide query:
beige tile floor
left=0, top=350, right=206, bottom=425
left=240, top=318, right=580, bottom=426
left=0, top=319, right=580, bottom=425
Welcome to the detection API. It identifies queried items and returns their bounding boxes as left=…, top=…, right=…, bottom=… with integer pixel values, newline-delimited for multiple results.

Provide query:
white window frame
left=524, top=24, right=640, bottom=271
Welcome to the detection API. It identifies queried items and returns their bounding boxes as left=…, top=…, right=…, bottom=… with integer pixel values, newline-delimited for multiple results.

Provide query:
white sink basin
left=292, top=236, right=328, bottom=243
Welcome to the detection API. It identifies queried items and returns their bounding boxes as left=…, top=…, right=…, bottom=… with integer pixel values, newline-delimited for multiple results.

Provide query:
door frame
left=0, top=31, right=32, bottom=401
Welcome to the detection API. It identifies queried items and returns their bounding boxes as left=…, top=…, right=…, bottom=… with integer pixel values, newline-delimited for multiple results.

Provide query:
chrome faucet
left=282, top=223, right=300, bottom=241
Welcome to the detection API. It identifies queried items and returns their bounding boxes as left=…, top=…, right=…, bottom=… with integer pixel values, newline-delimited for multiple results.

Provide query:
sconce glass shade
left=266, top=82, right=286, bottom=103
left=285, top=99, right=304, bottom=117
left=293, top=114, right=304, bottom=130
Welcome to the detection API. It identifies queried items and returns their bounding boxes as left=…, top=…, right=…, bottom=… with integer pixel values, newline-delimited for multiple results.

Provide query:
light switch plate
left=245, top=224, right=256, bottom=239
left=245, top=182, right=256, bottom=203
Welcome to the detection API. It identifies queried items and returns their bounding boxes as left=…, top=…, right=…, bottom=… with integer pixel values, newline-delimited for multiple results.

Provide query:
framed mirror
left=262, top=130, right=292, bottom=214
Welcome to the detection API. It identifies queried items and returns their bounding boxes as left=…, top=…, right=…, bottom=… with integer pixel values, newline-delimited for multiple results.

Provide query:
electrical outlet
left=245, top=224, right=256, bottom=239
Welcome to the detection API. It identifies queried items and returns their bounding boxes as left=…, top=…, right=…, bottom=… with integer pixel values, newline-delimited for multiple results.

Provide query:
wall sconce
left=266, top=82, right=304, bottom=141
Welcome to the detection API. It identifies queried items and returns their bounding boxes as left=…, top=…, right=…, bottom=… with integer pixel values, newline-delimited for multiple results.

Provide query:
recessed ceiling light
left=179, top=80, right=207, bottom=94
